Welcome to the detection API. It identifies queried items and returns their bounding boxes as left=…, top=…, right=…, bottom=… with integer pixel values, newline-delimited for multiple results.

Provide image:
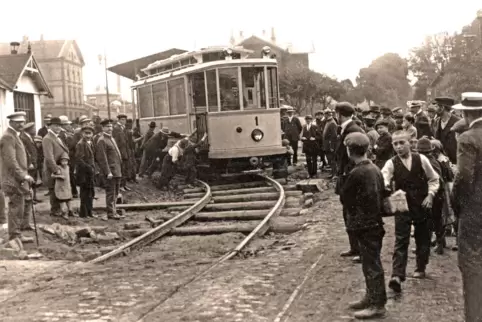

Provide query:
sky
left=1, top=0, right=481, bottom=101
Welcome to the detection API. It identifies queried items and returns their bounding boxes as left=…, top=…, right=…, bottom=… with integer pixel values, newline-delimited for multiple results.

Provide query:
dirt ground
left=0, top=172, right=464, bottom=321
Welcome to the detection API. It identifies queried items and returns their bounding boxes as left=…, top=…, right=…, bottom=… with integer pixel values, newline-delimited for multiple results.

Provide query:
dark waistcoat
left=392, top=153, right=428, bottom=209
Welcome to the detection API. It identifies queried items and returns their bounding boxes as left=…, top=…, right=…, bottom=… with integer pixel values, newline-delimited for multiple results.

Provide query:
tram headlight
left=251, top=129, right=264, bottom=142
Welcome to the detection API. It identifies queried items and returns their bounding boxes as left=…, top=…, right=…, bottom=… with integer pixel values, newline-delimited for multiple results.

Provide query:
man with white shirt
left=156, top=138, right=189, bottom=189
left=0, top=112, right=35, bottom=243
left=381, top=130, right=439, bottom=293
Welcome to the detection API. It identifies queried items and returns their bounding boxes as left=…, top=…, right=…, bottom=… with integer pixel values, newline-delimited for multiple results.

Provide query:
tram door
left=189, top=72, right=209, bottom=150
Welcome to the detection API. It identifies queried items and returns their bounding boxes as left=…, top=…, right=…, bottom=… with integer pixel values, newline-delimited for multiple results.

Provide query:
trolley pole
left=99, top=52, right=111, bottom=119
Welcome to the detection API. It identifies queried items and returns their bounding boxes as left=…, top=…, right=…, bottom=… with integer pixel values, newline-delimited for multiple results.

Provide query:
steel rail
left=89, top=179, right=211, bottom=264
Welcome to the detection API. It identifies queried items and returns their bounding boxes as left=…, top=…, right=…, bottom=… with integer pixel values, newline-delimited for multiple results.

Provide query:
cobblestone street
left=0, top=189, right=464, bottom=321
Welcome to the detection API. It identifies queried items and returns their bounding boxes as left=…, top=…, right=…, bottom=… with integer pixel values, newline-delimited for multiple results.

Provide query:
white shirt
left=469, top=117, right=482, bottom=128
left=340, top=119, right=352, bottom=136
left=381, top=153, right=440, bottom=196
left=169, top=145, right=183, bottom=162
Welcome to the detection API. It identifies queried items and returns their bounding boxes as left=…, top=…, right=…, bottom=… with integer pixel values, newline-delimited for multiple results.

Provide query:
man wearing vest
left=381, top=130, right=439, bottom=293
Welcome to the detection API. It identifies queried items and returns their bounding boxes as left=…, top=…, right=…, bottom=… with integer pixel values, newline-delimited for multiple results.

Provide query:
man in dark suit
left=451, top=92, right=482, bottom=322
left=314, top=111, right=326, bottom=169
left=96, top=119, right=123, bottom=220
left=410, top=102, right=433, bottom=138
left=301, top=115, right=319, bottom=178
left=113, top=114, right=130, bottom=191
left=380, top=106, right=397, bottom=133
left=335, top=102, right=365, bottom=262
left=322, top=108, right=338, bottom=178
left=37, top=114, right=52, bottom=138
left=282, top=107, right=302, bottom=165
left=42, top=117, right=70, bottom=217
left=72, top=115, right=93, bottom=147
left=0, top=112, right=35, bottom=243
left=432, top=97, right=460, bottom=164
left=20, top=122, right=39, bottom=203
left=75, top=126, right=97, bottom=218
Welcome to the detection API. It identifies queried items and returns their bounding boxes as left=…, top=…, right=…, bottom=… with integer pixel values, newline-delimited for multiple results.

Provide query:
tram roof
left=107, top=48, right=188, bottom=81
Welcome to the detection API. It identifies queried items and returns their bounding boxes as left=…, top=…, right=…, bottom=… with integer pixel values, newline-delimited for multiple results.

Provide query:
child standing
left=373, top=119, right=393, bottom=169
left=340, top=132, right=387, bottom=319
left=52, top=155, right=73, bottom=220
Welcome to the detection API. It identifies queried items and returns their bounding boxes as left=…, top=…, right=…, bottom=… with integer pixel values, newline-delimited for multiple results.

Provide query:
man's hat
left=78, top=115, right=91, bottom=124
left=117, top=114, right=127, bottom=119
left=59, top=153, right=70, bottom=161
left=410, top=101, right=422, bottom=108
left=23, top=122, right=35, bottom=130
left=375, top=118, right=390, bottom=128
left=314, top=111, right=323, bottom=116
left=335, top=102, right=355, bottom=115
left=430, top=139, right=443, bottom=151
left=417, top=137, right=434, bottom=153
left=149, top=121, right=156, bottom=128
left=380, top=106, right=392, bottom=115
left=435, top=96, right=455, bottom=107
left=34, top=135, right=42, bottom=143
left=305, top=114, right=313, bottom=120
left=452, top=92, right=482, bottom=110
left=361, top=109, right=370, bottom=116
left=363, top=116, right=377, bottom=127
left=427, top=105, right=437, bottom=113
left=43, top=113, right=52, bottom=120
left=100, top=119, right=113, bottom=126
left=369, top=105, right=380, bottom=113
left=49, top=117, right=62, bottom=125
left=286, top=106, right=295, bottom=113
left=323, top=108, right=333, bottom=114
left=160, top=127, right=170, bottom=134
left=344, top=132, right=370, bottom=149
left=7, top=111, right=26, bottom=122
left=126, top=118, right=133, bottom=123
left=81, top=125, right=95, bottom=132
left=59, top=115, right=71, bottom=125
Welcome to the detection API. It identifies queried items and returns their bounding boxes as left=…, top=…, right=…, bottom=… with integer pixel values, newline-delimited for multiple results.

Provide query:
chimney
left=10, top=42, right=20, bottom=55
left=117, top=75, right=121, bottom=94
left=40, top=34, right=44, bottom=41
left=262, top=30, right=266, bottom=38
left=271, top=27, right=276, bottom=43
left=22, top=35, right=28, bottom=45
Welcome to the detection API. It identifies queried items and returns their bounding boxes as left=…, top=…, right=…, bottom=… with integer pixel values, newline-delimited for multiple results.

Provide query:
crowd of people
left=0, top=112, right=206, bottom=246
left=280, top=94, right=479, bottom=320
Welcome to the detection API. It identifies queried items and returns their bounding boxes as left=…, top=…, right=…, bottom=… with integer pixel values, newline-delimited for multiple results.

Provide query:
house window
left=13, top=92, right=35, bottom=123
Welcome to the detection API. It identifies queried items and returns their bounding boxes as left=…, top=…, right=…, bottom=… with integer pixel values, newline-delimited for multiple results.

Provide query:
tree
left=338, top=79, right=364, bottom=104
left=356, top=53, right=411, bottom=107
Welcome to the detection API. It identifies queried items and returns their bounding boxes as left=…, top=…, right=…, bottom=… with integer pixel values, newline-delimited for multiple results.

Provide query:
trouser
left=289, top=140, right=299, bottom=164
left=121, top=160, right=128, bottom=187
left=105, top=177, right=120, bottom=215
left=138, top=150, right=156, bottom=176
left=79, top=185, right=94, bottom=217
left=342, top=207, right=360, bottom=254
left=70, top=166, right=77, bottom=196
left=157, top=154, right=176, bottom=188
left=318, top=145, right=326, bottom=167
left=0, top=190, right=6, bottom=224
left=147, top=151, right=168, bottom=177
left=3, top=186, right=31, bottom=240
left=49, top=187, right=61, bottom=215
left=355, top=226, right=387, bottom=307
left=305, top=152, right=318, bottom=177
left=430, top=194, right=445, bottom=245
left=325, top=151, right=336, bottom=176
left=392, top=212, right=431, bottom=280
left=185, top=166, right=197, bottom=184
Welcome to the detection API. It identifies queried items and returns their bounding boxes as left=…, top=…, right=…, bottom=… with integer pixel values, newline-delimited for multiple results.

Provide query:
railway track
left=90, top=173, right=292, bottom=264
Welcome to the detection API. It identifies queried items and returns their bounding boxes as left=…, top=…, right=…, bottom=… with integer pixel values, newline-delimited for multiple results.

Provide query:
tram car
left=120, top=46, right=288, bottom=176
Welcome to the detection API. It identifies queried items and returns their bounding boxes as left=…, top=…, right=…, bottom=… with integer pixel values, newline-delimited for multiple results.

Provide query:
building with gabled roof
left=0, top=36, right=85, bottom=121
left=0, top=46, right=52, bottom=133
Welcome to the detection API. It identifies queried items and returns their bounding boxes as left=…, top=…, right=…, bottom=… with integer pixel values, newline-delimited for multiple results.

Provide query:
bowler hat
left=335, top=102, right=355, bottom=115
left=452, top=92, right=482, bottom=110
left=160, top=127, right=170, bottom=135
left=49, top=117, right=62, bottom=125
left=344, top=132, right=370, bottom=149
left=149, top=121, right=156, bottom=128
left=305, top=114, right=313, bottom=120
left=380, top=106, right=392, bottom=115
left=100, top=119, right=113, bottom=126
left=417, top=137, right=433, bottom=153
left=369, top=105, right=380, bottom=113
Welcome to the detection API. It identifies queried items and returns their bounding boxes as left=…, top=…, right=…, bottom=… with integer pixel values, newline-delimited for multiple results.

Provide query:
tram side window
left=206, top=70, right=218, bottom=112
left=241, top=67, right=266, bottom=109
left=219, top=68, right=240, bottom=111
left=138, top=86, right=154, bottom=118
left=168, top=78, right=186, bottom=115
left=191, top=72, right=206, bottom=108
left=267, top=67, right=279, bottom=108
left=152, top=82, right=169, bottom=116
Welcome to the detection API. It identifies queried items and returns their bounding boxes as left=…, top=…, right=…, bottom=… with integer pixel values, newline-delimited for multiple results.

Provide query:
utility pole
left=98, top=52, right=111, bottom=119
left=477, top=9, right=482, bottom=47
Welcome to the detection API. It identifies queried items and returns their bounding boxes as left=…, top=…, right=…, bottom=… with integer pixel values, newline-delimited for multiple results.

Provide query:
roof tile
left=0, top=53, right=31, bottom=89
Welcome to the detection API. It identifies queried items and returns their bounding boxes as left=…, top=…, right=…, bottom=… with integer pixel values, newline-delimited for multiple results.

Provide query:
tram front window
left=241, top=67, right=266, bottom=109
left=219, top=68, right=240, bottom=111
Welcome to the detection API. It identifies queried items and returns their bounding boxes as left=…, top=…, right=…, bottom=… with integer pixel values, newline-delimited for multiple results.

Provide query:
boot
left=413, top=270, right=426, bottom=279
left=354, top=306, right=386, bottom=320
left=348, top=297, right=370, bottom=310
left=388, top=276, right=402, bottom=293
left=434, top=243, right=444, bottom=255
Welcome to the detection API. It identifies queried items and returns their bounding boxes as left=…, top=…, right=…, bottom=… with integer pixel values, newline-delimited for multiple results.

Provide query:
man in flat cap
left=20, top=122, right=40, bottom=203
left=381, top=130, right=439, bottom=293
left=410, top=102, right=433, bottom=138
left=75, top=125, right=97, bottom=218
left=282, top=107, right=302, bottom=165
left=322, top=109, right=338, bottom=178
left=380, top=106, right=397, bottom=133
left=72, top=115, right=93, bottom=147
left=300, top=115, right=319, bottom=178
left=38, top=113, right=52, bottom=138
left=432, top=97, right=460, bottom=165
left=43, top=117, right=70, bottom=217
left=113, top=114, right=130, bottom=192
left=96, top=119, right=123, bottom=220
left=314, top=111, right=326, bottom=169
left=335, top=102, right=365, bottom=262
left=451, top=92, right=482, bottom=322
left=341, top=132, right=387, bottom=319
left=368, top=105, right=381, bottom=121
left=392, top=107, right=404, bottom=131
left=0, top=112, right=35, bottom=243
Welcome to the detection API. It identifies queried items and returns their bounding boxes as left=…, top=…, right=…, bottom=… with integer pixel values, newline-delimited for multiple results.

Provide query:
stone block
left=303, top=199, right=314, bottom=208
left=124, top=222, right=142, bottom=230
left=299, top=209, right=310, bottom=216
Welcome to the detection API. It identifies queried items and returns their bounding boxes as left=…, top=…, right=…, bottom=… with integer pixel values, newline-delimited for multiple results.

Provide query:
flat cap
left=369, top=105, right=380, bottom=113
left=427, top=105, right=437, bottom=112
left=335, top=102, right=355, bottom=115
left=100, top=119, right=113, bottom=126
left=435, top=96, right=455, bottom=107
left=323, top=108, right=333, bottom=114
left=375, top=118, right=390, bottom=128
left=344, top=132, right=370, bottom=149
left=417, top=137, right=433, bottom=152
left=23, top=122, right=35, bottom=130
left=43, top=113, right=52, bottom=120
left=380, top=106, right=392, bottom=114
left=49, top=117, right=62, bottom=125
left=79, top=115, right=91, bottom=124
left=392, top=107, right=403, bottom=114
left=117, top=114, right=127, bottom=119
left=305, top=114, right=313, bottom=119
left=410, top=101, right=422, bottom=108
left=81, top=125, right=95, bottom=132
left=7, top=111, right=26, bottom=122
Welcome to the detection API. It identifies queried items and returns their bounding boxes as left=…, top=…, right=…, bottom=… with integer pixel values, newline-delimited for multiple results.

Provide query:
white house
left=0, top=44, right=52, bottom=134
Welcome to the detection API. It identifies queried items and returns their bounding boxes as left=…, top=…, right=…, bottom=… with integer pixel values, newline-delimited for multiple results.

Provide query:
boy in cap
left=392, top=107, right=404, bottom=131
left=381, top=130, right=439, bottom=292
left=75, top=125, right=97, bottom=218
left=373, top=119, right=393, bottom=169
left=410, top=102, right=433, bottom=138
left=402, top=113, right=417, bottom=139
left=340, top=132, right=387, bottom=319
left=362, top=116, right=379, bottom=161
